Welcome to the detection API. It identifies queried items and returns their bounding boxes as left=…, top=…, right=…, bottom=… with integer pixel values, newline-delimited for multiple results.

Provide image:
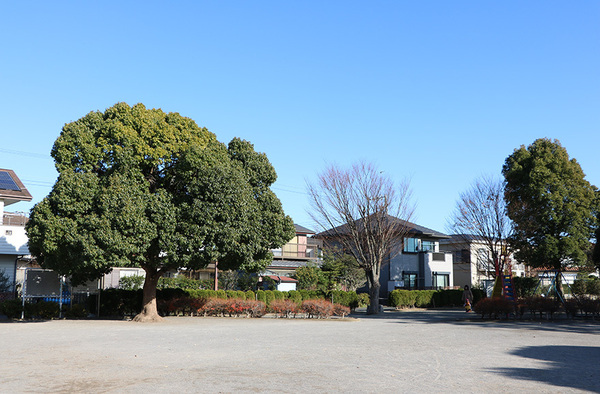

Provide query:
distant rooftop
left=294, top=224, right=315, bottom=235
left=0, top=169, right=32, bottom=205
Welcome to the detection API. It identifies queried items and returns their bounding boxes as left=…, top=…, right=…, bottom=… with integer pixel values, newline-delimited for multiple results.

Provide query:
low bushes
left=389, top=289, right=485, bottom=309
left=473, top=297, right=515, bottom=318
left=301, top=299, right=333, bottom=318
left=270, top=299, right=298, bottom=318
left=0, top=299, right=70, bottom=320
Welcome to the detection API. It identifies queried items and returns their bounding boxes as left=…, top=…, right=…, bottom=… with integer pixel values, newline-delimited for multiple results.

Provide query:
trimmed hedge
left=388, top=289, right=485, bottom=308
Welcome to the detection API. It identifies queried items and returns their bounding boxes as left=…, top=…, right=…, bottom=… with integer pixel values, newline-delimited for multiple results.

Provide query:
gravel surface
left=1, top=308, right=599, bottom=393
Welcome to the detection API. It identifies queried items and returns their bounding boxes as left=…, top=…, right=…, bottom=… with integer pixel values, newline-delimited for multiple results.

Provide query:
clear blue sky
left=1, top=1, right=598, bottom=233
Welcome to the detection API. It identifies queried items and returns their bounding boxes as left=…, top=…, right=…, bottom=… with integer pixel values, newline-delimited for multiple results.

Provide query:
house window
left=402, top=272, right=417, bottom=289
left=421, top=240, right=436, bottom=252
left=433, top=273, right=449, bottom=289
left=477, top=248, right=491, bottom=271
left=404, top=238, right=419, bottom=253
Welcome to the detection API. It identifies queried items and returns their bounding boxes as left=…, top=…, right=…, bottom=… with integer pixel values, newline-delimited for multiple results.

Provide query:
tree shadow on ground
left=350, top=308, right=600, bottom=335
left=490, top=345, right=600, bottom=393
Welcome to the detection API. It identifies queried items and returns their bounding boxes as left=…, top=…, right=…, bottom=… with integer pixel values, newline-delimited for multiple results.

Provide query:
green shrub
left=432, top=289, right=461, bottom=307
left=0, top=299, right=23, bottom=319
left=119, top=275, right=145, bottom=290
left=256, top=290, right=266, bottom=303
left=415, top=290, right=434, bottom=307
left=158, top=276, right=204, bottom=290
left=287, top=290, right=302, bottom=304
left=389, top=290, right=417, bottom=308
left=99, top=289, right=142, bottom=317
left=586, top=278, right=600, bottom=296
left=264, top=290, right=276, bottom=306
left=158, top=288, right=187, bottom=301
left=245, top=290, right=255, bottom=301
left=65, top=303, right=87, bottom=319
left=357, top=293, right=370, bottom=307
left=34, top=301, right=60, bottom=320
left=571, top=279, right=587, bottom=296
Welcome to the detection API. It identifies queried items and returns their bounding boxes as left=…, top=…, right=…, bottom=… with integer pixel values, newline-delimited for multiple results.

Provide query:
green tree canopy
left=321, top=251, right=366, bottom=292
left=502, top=138, right=598, bottom=273
left=26, top=103, right=295, bottom=321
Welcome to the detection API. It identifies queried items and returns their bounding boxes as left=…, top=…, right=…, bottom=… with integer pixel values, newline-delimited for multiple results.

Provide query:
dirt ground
left=1, top=308, right=599, bottom=393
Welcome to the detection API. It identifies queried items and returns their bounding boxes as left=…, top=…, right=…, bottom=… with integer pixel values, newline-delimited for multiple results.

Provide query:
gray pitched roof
left=294, top=224, right=315, bottom=235
left=317, top=214, right=449, bottom=239
left=442, top=234, right=489, bottom=244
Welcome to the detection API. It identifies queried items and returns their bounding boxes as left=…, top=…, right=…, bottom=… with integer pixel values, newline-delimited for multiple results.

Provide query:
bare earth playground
left=1, top=308, right=599, bottom=393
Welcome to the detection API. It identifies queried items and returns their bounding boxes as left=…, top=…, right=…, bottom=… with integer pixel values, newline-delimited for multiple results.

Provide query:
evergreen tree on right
left=502, top=138, right=598, bottom=297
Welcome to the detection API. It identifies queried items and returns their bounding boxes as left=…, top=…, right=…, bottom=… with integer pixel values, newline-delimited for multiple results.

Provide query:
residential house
left=318, top=215, right=454, bottom=298
left=261, top=224, right=323, bottom=291
left=439, top=234, right=527, bottom=292
left=176, top=224, right=323, bottom=291
left=0, top=169, right=32, bottom=297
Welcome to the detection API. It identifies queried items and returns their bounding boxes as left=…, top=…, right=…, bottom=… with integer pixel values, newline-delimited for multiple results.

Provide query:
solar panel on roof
left=0, top=171, right=21, bottom=191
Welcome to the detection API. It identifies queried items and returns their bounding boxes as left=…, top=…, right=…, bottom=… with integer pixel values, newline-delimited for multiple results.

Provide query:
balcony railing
left=272, top=249, right=321, bottom=259
left=2, top=213, right=28, bottom=226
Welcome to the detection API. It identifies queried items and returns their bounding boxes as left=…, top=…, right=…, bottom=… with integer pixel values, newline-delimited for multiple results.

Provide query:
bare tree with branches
left=447, top=176, right=512, bottom=276
left=307, top=161, right=414, bottom=314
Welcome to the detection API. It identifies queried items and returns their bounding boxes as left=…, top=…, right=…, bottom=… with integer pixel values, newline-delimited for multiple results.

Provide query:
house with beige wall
left=439, top=234, right=527, bottom=291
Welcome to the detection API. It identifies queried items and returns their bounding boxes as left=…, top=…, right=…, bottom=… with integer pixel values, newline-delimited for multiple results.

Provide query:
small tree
left=294, top=264, right=326, bottom=291
left=308, top=161, right=414, bottom=314
left=219, top=270, right=240, bottom=291
left=321, top=251, right=366, bottom=291
left=447, top=175, right=513, bottom=276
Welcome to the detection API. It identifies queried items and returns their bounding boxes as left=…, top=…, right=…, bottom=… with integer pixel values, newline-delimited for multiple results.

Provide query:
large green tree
left=26, top=103, right=294, bottom=321
left=502, top=138, right=598, bottom=285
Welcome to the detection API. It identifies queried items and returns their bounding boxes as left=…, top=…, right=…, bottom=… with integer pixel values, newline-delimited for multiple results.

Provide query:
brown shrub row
left=474, top=296, right=600, bottom=319
left=158, top=297, right=351, bottom=319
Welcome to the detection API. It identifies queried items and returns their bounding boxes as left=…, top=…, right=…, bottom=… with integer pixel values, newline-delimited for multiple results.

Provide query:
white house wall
left=387, top=251, right=453, bottom=290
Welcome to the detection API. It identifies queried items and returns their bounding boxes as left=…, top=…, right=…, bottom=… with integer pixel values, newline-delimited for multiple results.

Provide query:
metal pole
left=21, top=269, right=27, bottom=320
left=59, top=276, right=63, bottom=319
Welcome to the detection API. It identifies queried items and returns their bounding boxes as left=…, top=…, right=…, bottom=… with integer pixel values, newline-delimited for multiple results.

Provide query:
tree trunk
left=132, top=269, right=163, bottom=322
left=555, top=271, right=565, bottom=302
left=366, top=270, right=381, bottom=315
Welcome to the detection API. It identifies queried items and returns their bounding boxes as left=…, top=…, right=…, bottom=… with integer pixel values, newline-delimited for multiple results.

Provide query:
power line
left=0, top=148, right=51, bottom=160
left=272, top=186, right=308, bottom=196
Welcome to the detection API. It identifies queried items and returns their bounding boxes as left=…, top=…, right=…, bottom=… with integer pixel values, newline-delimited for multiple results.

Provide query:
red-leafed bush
left=580, top=297, right=600, bottom=318
left=525, top=296, right=560, bottom=319
left=332, top=303, right=351, bottom=318
left=244, top=300, right=267, bottom=318
left=158, top=297, right=208, bottom=316
left=301, top=299, right=334, bottom=318
left=200, top=298, right=266, bottom=318
left=201, top=298, right=229, bottom=317
left=270, top=299, right=298, bottom=318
